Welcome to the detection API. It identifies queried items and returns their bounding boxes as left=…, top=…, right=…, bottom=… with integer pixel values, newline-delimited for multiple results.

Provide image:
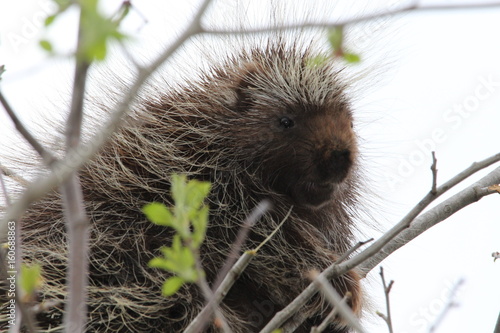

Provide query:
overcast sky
left=1, top=1, right=499, bottom=332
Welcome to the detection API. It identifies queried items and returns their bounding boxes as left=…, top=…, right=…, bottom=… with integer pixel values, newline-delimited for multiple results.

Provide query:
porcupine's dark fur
left=1, top=39, right=364, bottom=332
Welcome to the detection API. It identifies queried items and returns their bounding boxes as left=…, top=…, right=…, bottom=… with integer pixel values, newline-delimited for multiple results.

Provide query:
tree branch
left=428, top=278, right=464, bottom=333
left=60, top=3, right=93, bottom=331
left=359, top=164, right=500, bottom=275
left=187, top=200, right=271, bottom=332
left=0, top=163, right=27, bottom=186
left=0, top=92, right=56, bottom=166
left=376, top=267, right=394, bottom=333
left=201, top=2, right=500, bottom=36
left=430, top=151, right=437, bottom=195
left=185, top=202, right=279, bottom=333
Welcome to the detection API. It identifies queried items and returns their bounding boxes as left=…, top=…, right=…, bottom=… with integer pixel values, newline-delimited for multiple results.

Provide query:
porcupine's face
left=233, top=59, right=358, bottom=208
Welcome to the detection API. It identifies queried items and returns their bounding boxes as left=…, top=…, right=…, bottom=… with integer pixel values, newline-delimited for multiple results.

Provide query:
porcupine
left=1, top=32, right=365, bottom=333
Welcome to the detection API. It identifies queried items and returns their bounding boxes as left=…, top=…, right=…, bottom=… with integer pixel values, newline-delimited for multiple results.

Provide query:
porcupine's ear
left=234, top=63, right=261, bottom=113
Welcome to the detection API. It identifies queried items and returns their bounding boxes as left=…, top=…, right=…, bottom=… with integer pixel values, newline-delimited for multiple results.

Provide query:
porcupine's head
left=215, top=43, right=358, bottom=209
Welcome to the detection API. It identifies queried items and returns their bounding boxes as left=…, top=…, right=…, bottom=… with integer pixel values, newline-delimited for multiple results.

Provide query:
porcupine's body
left=2, top=40, right=364, bottom=332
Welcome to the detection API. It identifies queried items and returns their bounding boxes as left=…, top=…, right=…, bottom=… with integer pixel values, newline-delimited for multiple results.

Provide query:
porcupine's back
left=4, top=39, right=363, bottom=332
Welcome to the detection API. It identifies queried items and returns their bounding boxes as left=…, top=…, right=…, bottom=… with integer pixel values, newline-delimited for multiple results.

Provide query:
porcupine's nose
left=318, top=149, right=352, bottom=183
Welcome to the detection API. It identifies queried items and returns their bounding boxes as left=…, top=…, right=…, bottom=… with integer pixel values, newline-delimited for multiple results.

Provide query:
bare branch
left=428, top=278, right=464, bottom=333
left=61, top=6, right=91, bottom=331
left=309, top=270, right=365, bottom=333
left=0, top=163, right=27, bottom=186
left=212, top=200, right=272, bottom=292
left=184, top=251, right=256, bottom=333
left=0, top=92, right=56, bottom=166
left=376, top=267, right=394, bottom=333
left=201, top=2, right=500, bottom=36
left=186, top=202, right=277, bottom=333
left=359, top=163, right=500, bottom=275
left=336, top=238, right=374, bottom=264
left=430, top=151, right=437, bottom=195
left=0, top=170, right=10, bottom=206
left=192, top=257, right=231, bottom=333
left=186, top=206, right=290, bottom=333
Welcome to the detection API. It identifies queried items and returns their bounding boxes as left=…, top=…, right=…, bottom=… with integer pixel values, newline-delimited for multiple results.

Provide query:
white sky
left=0, top=1, right=499, bottom=332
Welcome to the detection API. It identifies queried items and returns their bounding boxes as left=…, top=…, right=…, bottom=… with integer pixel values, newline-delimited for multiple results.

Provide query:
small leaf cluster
left=327, top=26, right=361, bottom=64
left=308, top=26, right=361, bottom=67
left=143, top=174, right=211, bottom=296
left=40, top=0, right=129, bottom=61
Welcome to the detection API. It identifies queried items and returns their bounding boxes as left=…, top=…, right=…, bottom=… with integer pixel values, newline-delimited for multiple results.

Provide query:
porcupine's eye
left=279, top=116, right=294, bottom=129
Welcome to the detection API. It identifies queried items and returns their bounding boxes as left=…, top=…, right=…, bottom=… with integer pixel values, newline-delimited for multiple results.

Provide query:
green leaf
left=171, top=234, right=182, bottom=251
left=39, top=40, right=53, bottom=52
left=327, top=26, right=344, bottom=51
left=20, top=264, right=42, bottom=295
left=150, top=257, right=179, bottom=273
left=44, top=14, right=56, bottom=26
left=186, top=180, right=210, bottom=210
left=343, top=52, right=361, bottom=63
left=191, top=206, right=209, bottom=248
left=161, top=276, right=185, bottom=296
left=142, top=202, right=173, bottom=226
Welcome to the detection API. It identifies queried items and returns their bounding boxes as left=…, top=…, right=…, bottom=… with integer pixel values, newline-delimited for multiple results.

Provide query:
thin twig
left=0, top=163, right=27, bottom=186
left=192, top=256, right=231, bottom=333
left=337, top=238, right=374, bottom=263
left=184, top=251, right=256, bottom=333
left=212, top=200, right=272, bottom=292
left=309, top=270, right=365, bottom=333
left=0, top=92, right=56, bottom=166
left=191, top=200, right=271, bottom=332
left=185, top=207, right=291, bottom=333
left=431, top=151, right=438, bottom=195
left=0, top=170, right=10, bottom=207
left=428, top=278, right=464, bottom=333
left=376, top=267, right=394, bottom=333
